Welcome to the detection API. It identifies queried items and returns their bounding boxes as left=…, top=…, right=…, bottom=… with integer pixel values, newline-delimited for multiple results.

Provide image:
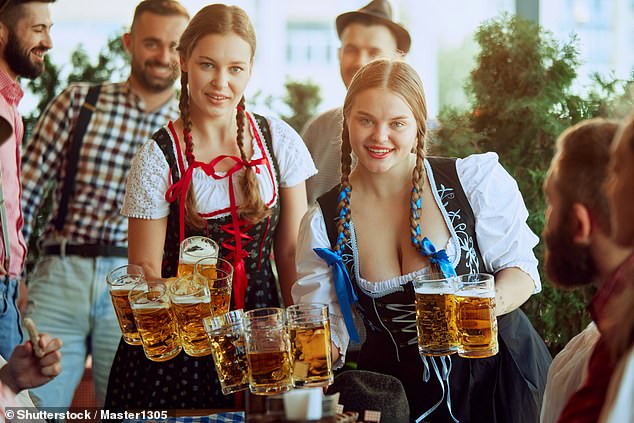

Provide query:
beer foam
left=414, top=285, right=454, bottom=295
left=181, top=238, right=218, bottom=264
left=170, top=295, right=211, bottom=304
left=130, top=302, right=170, bottom=310
left=111, top=276, right=141, bottom=291
left=456, top=286, right=494, bottom=298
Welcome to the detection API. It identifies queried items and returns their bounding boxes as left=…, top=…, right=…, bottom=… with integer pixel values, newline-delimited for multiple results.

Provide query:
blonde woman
left=293, top=59, right=551, bottom=422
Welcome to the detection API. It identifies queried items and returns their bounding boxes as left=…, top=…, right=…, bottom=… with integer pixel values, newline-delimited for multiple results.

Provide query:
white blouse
left=292, top=152, right=541, bottom=361
left=122, top=114, right=317, bottom=219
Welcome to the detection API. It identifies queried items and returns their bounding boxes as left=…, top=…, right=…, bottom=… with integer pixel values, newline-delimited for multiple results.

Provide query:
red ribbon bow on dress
left=165, top=154, right=266, bottom=309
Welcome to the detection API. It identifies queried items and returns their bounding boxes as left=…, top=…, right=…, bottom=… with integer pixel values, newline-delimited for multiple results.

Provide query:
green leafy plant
left=433, top=13, right=633, bottom=354
left=280, top=79, right=322, bottom=132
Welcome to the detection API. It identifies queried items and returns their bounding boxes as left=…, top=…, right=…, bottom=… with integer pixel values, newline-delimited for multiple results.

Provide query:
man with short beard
left=20, top=0, right=188, bottom=410
left=540, top=118, right=634, bottom=423
left=0, top=0, right=54, bottom=359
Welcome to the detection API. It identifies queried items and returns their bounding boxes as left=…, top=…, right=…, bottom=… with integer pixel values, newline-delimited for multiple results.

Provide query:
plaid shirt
left=21, top=81, right=179, bottom=246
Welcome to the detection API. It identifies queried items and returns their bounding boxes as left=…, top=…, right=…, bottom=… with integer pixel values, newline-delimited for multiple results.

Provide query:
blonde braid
left=235, top=97, right=271, bottom=224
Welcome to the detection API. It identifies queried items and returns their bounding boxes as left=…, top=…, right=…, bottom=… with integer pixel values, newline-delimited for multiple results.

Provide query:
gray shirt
left=301, top=107, right=344, bottom=205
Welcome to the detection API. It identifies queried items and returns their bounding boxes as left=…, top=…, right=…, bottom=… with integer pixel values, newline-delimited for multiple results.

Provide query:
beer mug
left=129, top=281, right=182, bottom=362
left=195, top=257, right=233, bottom=316
left=178, top=236, right=219, bottom=276
left=413, top=273, right=458, bottom=356
left=286, top=303, right=333, bottom=388
left=204, top=310, right=249, bottom=395
left=243, top=307, right=293, bottom=395
left=455, top=273, right=498, bottom=358
left=106, top=264, right=144, bottom=345
left=169, top=274, right=213, bottom=357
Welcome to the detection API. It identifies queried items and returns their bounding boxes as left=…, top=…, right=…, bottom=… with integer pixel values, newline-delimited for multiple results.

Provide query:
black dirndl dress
left=317, top=157, right=552, bottom=423
left=105, top=114, right=282, bottom=411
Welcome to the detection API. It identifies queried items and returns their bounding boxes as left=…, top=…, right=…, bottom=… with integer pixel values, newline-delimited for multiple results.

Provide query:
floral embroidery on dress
left=436, top=183, right=480, bottom=275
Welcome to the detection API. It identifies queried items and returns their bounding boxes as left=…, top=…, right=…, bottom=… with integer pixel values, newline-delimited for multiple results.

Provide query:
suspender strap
left=53, top=84, right=101, bottom=231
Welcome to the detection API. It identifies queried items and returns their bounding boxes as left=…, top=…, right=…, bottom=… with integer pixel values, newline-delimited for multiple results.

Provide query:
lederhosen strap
left=52, top=84, right=101, bottom=231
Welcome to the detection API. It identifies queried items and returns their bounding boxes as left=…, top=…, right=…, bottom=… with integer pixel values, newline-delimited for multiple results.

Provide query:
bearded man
left=20, top=0, right=188, bottom=410
left=540, top=118, right=634, bottom=423
left=0, top=0, right=54, bottom=359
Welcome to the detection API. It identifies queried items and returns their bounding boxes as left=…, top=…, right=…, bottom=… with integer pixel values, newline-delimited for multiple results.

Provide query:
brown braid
left=334, top=120, right=354, bottom=254
left=179, top=71, right=205, bottom=229
left=235, top=96, right=271, bottom=224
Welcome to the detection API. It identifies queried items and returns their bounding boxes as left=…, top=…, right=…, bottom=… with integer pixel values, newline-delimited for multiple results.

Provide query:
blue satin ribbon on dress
left=313, top=247, right=361, bottom=343
left=417, top=237, right=457, bottom=278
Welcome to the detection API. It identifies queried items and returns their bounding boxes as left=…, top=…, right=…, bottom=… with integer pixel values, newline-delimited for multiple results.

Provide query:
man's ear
left=571, top=202, right=593, bottom=245
left=122, top=32, right=132, bottom=54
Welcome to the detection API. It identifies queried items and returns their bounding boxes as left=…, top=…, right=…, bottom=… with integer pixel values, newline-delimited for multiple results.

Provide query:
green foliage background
left=432, top=14, right=634, bottom=354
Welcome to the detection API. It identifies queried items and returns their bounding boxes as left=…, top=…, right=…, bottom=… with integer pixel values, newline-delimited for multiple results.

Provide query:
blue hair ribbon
left=313, top=247, right=361, bottom=343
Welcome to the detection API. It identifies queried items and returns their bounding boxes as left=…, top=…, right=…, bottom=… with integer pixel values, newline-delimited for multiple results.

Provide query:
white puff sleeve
left=121, top=139, right=171, bottom=219
left=456, top=152, right=541, bottom=292
left=266, top=117, right=317, bottom=187
left=292, top=205, right=350, bottom=367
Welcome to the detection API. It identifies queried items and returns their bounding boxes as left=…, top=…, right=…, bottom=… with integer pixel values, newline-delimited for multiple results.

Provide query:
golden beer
left=456, top=295, right=498, bottom=358
left=193, top=263, right=218, bottom=280
left=109, top=286, right=141, bottom=345
left=208, top=332, right=249, bottom=394
left=171, top=298, right=213, bottom=357
left=289, top=322, right=333, bottom=387
left=209, top=289, right=231, bottom=316
left=132, top=304, right=182, bottom=362
left=247, top=350, right=292, bottom=394
left=415, top=292, right=458, bottom=356
left=196, top=258, right=233, bottom=316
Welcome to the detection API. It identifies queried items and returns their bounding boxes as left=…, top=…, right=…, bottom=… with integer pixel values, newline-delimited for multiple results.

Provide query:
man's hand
left=0, top=333, right=62, bottom=394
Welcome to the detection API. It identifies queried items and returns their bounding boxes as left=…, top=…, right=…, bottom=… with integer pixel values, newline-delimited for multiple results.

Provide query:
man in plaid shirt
left=20, top=0, right=188, bottom=409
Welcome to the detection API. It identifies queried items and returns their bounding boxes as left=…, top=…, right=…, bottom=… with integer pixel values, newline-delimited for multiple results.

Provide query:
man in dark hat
left=300, top=0, right=410, bottom=205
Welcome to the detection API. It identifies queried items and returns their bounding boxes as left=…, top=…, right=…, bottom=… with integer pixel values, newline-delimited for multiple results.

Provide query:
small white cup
left=283, top=387, right=323, bottom=420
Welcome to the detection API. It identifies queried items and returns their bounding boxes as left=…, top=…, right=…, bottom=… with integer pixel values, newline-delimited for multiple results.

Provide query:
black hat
left=326, top=370, right=410, bottom=423
left=336, top=0, right=411, bottom=54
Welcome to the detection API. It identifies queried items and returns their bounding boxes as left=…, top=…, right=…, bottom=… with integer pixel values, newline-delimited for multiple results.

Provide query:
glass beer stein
left=195, top=257, right=233, bottom=316
left=169, top=274, right=213, bottom=357
left=106, top=264, right=144, bottom=345
left=129, top=281, right=182, bottom=362
left=286, top=303, right=333, bottom=388
left=243, top=307, right=293, bottom=395
left=204, top=309, right=249, bottom=395
left=413, top=273, right=458, bottom=356
left=178, top=236, right=219, bottom=276
left=455, top=273, right=499, bottom=358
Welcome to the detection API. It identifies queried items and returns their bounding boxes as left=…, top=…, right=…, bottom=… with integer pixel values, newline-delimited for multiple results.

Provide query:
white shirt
left=292, top=152, right=541, bottom=360
left=122, top=114, right=317, bottom=219
left=599, top=345, right=634, bottom=423
left=540, top=322, right=600, bottom=423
